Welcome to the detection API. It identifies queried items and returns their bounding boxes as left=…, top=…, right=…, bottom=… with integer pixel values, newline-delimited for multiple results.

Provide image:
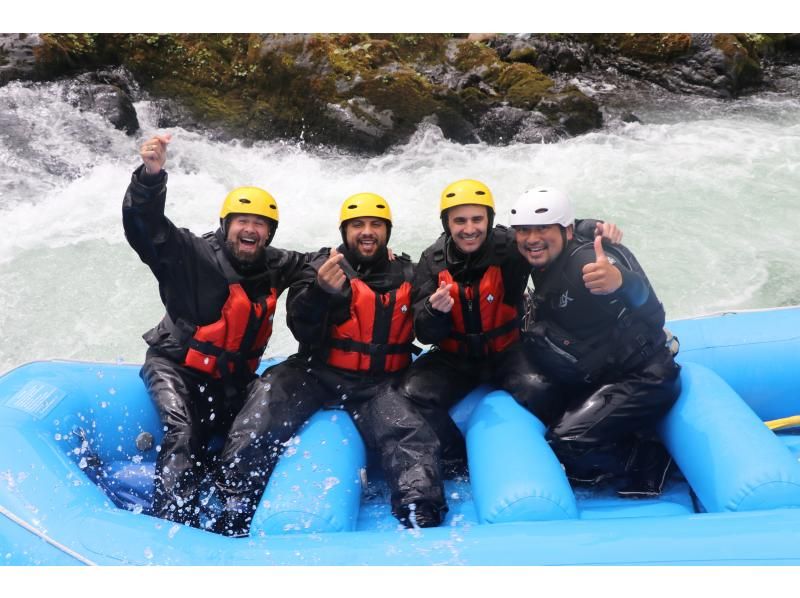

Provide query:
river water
left=1, top=73, right=799, bottom=374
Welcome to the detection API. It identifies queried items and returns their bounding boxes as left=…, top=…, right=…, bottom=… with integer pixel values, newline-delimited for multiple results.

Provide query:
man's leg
left=352, top=383, right=446, bottom=528
left=397, top=350, right=478, bottom=474
left=140, top=356, right=208, bottom=525
left=212, top=358, right=324, bottom=536
left=495, top=344, right=562, bottom=426
left=547, top=351, right=681, bottom=493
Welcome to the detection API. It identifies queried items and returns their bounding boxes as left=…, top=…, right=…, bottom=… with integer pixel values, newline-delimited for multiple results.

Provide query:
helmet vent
left=238, top=198, right=252, bottom=204
left=376, top=204, right=386, bottom=209
left=535, top=208, right=549, bottom=214
left=510, top=209, right=517, bottom=214
left=446, top=192, right=456, bottom=198
left=475, top=191, right=486, bottom=196
left=347, top=204, right=357, bottom=210
left=270, top=204, right=277, bottom=210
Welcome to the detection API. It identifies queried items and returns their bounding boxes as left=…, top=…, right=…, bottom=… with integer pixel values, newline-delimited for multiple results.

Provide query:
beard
left=225, top=239, right=266, bottom=265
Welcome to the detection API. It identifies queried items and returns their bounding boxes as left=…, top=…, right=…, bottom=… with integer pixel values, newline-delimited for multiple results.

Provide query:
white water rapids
left=1, top=76, right=799, bottom=374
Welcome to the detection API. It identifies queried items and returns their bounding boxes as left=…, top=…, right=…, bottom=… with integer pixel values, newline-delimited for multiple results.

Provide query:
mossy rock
left=713, top=34, right=762, bottom=87
left=494, top=62, right=554, bottom=109
left=616, top=34, right=693, bottom=62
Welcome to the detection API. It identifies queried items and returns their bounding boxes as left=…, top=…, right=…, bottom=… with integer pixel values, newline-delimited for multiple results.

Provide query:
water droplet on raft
left=96, top=371, right=104, bottom=379
left=108, top=388, right=116, bottom=395
left=144, top=547, right=154, bottom=560
left=78, top=458, right=88, bottom=469
left=100, top=401, right=108, bottom=408
left=132, top=504, right=143, bottom=515
left=323, top=477, right=340, bottom=491
left=209, top=413, right=216, bottom=421
left=54, top=433, right=62, bottom=441
left=168, top=524, right=181, bottom=539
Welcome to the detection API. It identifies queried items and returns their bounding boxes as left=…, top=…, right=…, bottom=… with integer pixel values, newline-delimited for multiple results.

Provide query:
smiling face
left=513, top=223, right=573, bottom=268
left=225, top=213, right=271, bottom=262
left=446, top=204, right=489, bottom=254
left=344, top=217, right=388, bottom=261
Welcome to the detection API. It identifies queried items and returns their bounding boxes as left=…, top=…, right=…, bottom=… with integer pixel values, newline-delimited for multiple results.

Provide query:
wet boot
left=211, top=496, right=254, bottom=537
left=397, top=501, right=444, bottom=529
left=617, top=439, right=674, bottom=498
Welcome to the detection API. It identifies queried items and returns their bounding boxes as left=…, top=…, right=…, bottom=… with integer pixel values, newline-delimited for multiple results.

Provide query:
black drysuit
left=212, top=244, right=441, bottom=535
left=122, top=165, right=306, bottom=525
left=524, top=238, right=681, bottom=493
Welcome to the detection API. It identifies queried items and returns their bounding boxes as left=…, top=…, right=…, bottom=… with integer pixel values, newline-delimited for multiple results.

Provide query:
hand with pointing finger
left=429, top=281, right=454, bottom=313
left=317, top=247, right=347, bottom=294
left=582, top=236, right=622, bottom=295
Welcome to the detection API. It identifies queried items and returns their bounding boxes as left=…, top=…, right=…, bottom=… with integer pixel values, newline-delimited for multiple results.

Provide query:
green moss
left=507, top=46, right=538, bottom=64
left=353, top=70, right=439, bottom=127
left=617, top=33, right=692, bottom=62
left=388, top=34, right=452, bottom=63
left=713, top=34, right=761, bottom=85
left=495, top=62, right=554, bottom=109
left=453, top=40, right=503, bottom=74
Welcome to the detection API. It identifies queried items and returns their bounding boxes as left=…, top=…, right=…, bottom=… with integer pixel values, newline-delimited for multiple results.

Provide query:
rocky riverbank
left=2, top=33, right=798, bottom=154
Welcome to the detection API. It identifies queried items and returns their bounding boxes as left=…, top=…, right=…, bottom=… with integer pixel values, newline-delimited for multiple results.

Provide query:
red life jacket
left=437, top=266, right=520, bottom=357
left=326, top=278, right=414, bottom=373
left=183, top=283, right=278, bottom=378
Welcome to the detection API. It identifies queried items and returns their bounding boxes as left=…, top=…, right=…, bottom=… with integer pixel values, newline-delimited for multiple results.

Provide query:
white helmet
left=508, top=187, right=575, bottom=228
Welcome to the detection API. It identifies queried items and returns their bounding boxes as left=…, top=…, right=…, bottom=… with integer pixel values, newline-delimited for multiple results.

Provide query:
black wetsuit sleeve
left=285, top=249, right=352, bottom=345
left=574, top=218, right=599, bottom=242
left=411, top=249, right=452, bottom=345
left=268, top=248, right=312, bottom=296
left=122, top=165, right=173, bottom=268
left=568, top=242, right=650, bottom=309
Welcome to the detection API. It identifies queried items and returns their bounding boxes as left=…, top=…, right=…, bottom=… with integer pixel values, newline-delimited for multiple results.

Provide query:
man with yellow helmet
left=122, top=134, right=307, bottom=528
left=209, top=191, right=440, bottom=536
left=388, top=178, right=621, bottom=526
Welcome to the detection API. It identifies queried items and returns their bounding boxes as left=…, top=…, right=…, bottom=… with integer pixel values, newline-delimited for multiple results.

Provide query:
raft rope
left=765, top=415, right=800, bottom=431
left=0, top=504, right=97, bottom=566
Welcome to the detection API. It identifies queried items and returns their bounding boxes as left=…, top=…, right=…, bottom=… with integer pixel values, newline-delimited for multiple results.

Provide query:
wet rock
left=63, top=69, right=139, bottom=134
left=494, top=34, right=592, bottom=74
left=0, top=33, right=43, bottom=85
left=620, top=112, right=641, bottom=124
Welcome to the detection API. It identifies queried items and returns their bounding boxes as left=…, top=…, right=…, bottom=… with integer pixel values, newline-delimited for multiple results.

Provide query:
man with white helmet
left=509, top=186, right=681, bottom=497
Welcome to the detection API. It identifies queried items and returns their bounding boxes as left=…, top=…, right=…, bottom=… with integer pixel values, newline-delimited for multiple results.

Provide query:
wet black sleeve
left=268, top=247, right=313, bottom=296
left=122, top=165, right=180, bottom=270
left=574, top=218, right=599, bottom=242
left=285, top=249, right=352, bottom=345
left=568, top=242, right=650, bottom=309
left=411, top=249, right=452, bottom=345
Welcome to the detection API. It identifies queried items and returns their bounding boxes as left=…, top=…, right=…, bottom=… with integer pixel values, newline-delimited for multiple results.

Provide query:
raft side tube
left=250, top=409, right=366, bottom=535
left=465, top=390, right=578, bottom=524
left=668, top=308, right=800, bottom=420
left=659, top=361, right=800, bottom=513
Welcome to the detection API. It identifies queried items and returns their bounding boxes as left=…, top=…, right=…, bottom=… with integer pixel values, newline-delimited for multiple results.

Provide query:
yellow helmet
left=339, top=192, right=393, bottom=225
left=220, top=186, right=279, bottom=245
left=439, top=179, right=494, bottom=214
left=220, top=186, right=279, bottom=222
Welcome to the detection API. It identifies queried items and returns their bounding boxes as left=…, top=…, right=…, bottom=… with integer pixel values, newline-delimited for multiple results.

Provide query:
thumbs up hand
left=582, top=236, right=623, bottom=295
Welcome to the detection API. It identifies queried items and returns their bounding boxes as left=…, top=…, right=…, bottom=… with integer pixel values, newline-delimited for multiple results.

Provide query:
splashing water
left=1, top=78, right=800, bottom=373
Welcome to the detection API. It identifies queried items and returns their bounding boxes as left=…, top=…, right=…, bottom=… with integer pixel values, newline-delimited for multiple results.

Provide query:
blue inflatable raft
left=2, top=307, right=800, bottom=565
